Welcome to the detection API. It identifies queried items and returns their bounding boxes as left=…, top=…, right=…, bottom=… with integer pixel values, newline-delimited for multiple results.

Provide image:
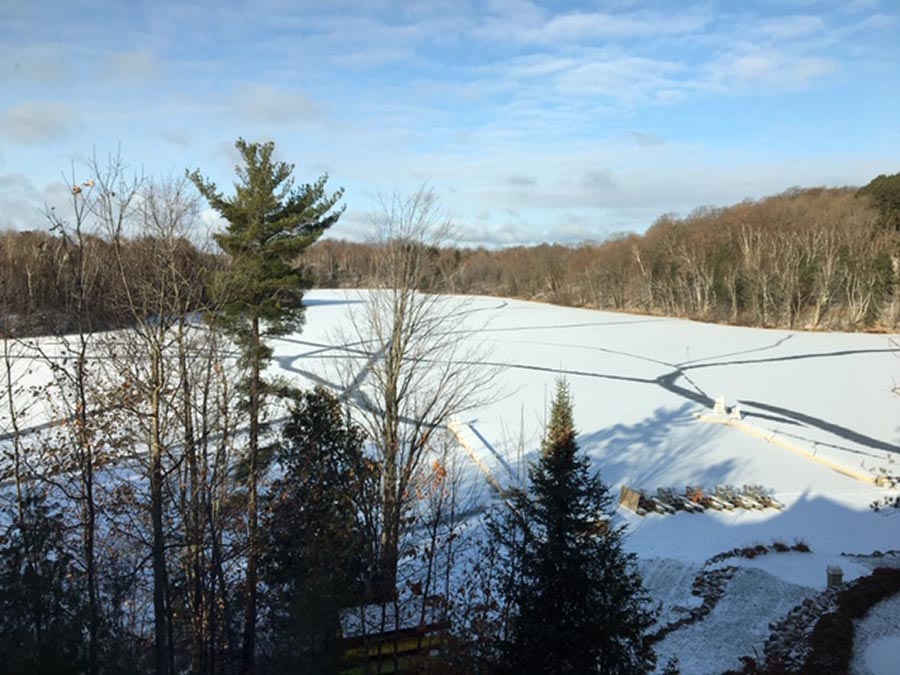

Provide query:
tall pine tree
left=499, top=378, right=657, bottom=674
left=189, top=140, right=344, bottom=674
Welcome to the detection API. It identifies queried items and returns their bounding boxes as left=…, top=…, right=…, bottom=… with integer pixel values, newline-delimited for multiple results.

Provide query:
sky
left=1, top=0, right=898, bottom=246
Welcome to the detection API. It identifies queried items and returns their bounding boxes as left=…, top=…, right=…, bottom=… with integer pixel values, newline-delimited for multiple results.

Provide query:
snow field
left=286, top=290, right=900, bottom=670
left=652, top=567, right=814, bottom=674
left=851, top=593, right=900, bottom=675
left=4, top=289, right=900, bottom=669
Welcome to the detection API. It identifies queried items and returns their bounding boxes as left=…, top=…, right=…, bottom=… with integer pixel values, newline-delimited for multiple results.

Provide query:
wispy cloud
left=0, top=173, right=72, bottom=229
left=553, top=53, right=686, bottom=102
left=233, top=84, right=324, bottom=126
left=0, top=102, right=76, bottom=144
left=843, top=0, right=879, bottom=13
left=541, top=10, right=708, bottom=41
left=109, top=49, right=161, bottom=81
left=755, top=14, right=825, bottom=39
left=706, top=50, right=839, bottom=92
left=475, top=4, right=708, bottom=44
left=0, top=43, right=66, bottom=82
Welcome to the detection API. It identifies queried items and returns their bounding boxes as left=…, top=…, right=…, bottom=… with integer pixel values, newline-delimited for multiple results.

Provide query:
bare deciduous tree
left=337, top=187, right=499, bottom=598
left=39, top=158, right=141, bottom=675
left=98, top=172, right=205, bottom=675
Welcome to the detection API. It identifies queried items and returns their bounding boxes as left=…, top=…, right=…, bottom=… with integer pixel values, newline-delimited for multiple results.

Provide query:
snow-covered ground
left=288, top=290, right=899, bottom=509
left=4, top=289, right=899, bottom=670
left=853, top=594, right=900, bottom=675
left=287, top=290, right=900, bottom=671
left=655, top=567, right=813, bottom=674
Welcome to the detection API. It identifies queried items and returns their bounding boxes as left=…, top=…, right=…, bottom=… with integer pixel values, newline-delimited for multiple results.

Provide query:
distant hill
left=307, top=181, right=900, bottom=332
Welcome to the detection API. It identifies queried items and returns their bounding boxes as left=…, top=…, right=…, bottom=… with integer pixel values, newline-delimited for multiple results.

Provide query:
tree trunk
left=177, top=318, right=206, bottom=674
left=241, top=315, right=261, bottom=675
left=2, top=336, right=24, bottom=521
left=150, top=345, right=171, bottom=675
left=74, top=333, right=100, bottom=675
left=378, top=410, right=400, bottom=600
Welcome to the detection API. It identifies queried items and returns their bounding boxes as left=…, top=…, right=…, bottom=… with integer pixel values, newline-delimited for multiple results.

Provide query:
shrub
left=836, top=567, right=900, bottom=619
left=802, top=567, right=900, bottom=673
left=804, top=612, right=854, bottom=673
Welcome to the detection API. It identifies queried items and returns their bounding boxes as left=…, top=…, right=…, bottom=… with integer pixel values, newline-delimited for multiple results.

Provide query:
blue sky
left=1, top=0, right=898, bottom=246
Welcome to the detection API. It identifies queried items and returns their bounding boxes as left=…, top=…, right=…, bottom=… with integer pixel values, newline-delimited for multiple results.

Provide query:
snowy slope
left=283, top=289, right=900, bottom=671
left=4, top=289, right=899, bottom=670
left=284, top=290, right=899, bottom=501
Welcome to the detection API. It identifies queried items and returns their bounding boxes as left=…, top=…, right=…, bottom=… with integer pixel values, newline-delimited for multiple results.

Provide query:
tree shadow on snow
left=575, top=402, right=742, bottom=491
left=302, top=297, right=364, bottom=307
left=628, top=490, right=900, bottom=565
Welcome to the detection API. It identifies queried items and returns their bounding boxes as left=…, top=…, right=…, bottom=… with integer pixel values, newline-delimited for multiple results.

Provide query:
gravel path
left=652, top=567, right=812, bottom=674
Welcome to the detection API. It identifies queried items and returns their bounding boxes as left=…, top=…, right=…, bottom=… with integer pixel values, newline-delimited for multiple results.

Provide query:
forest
left=306, top=179, right=900, bottom=332
left=4, top=175, right=899, bottom=337
left=0, top=143, right=663, bottom=674
left=0, top=145, right=897, bottom=673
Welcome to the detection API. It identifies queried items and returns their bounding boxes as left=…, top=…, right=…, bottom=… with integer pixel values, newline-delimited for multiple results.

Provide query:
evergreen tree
left=189, top=139, right=344, bottom=674
left=498, top=378, right=657, bottom=675
left=858, top=172, right=900, bottom=230
left=261, top=387, right=375, bottom=673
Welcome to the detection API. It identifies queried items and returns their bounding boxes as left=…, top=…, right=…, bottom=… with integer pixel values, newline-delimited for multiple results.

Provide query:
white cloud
left=843, top=0, right=879, bottom=13
left=706, top=51, right=838, bottom=92
left=851, top=13, right=898, bottom=30
left=755, top=15, right=826, bottom=39
left=554, top=55, right=685, bottom=102
left=233, top=84, right=323, bottom=126
left=476, top=49, right=689, bottom=117
left=329, top=45, right=413, bottom=69
left=199, top=207, right=227, bottom=232
left=0, top=102, right=76, bottom=144
left=475, top=5, right=708, bottom=44
left=0, top=174, right=71, bottom=229
left=109, top=49, right=160, bottom=81
left=542, top=10, right=708, bottom=41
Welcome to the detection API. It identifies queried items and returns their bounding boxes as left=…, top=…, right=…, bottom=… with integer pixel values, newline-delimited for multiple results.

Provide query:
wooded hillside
left=306, top=184, right=900, bottom=331
left=3, top=178, right=899, bottom=334
left=0, top=229, right=217, bottom=335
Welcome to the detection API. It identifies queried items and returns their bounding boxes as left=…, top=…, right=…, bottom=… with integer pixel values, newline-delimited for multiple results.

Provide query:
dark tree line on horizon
left=307, top=176, right=900, bottom=332
left=3, top=173, right=899, bottom=336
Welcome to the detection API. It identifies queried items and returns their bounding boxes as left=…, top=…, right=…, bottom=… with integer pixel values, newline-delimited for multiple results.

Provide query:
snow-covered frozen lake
left=4, top=289, right=899, bottom=672
left=284, top=290, right=900, bottom=549
left=287, top=289, right=900, bottom=673
left=290, top=290, right=899, bottom=494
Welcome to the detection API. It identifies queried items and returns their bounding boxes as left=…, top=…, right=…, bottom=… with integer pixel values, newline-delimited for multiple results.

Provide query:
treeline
left=307, top=182, right=900, bottom=331
left=1, top=149, right=657, bottom=674
left=0, top=228, right=218, bottom=336
left=6, top=177, right=899, bottom=335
